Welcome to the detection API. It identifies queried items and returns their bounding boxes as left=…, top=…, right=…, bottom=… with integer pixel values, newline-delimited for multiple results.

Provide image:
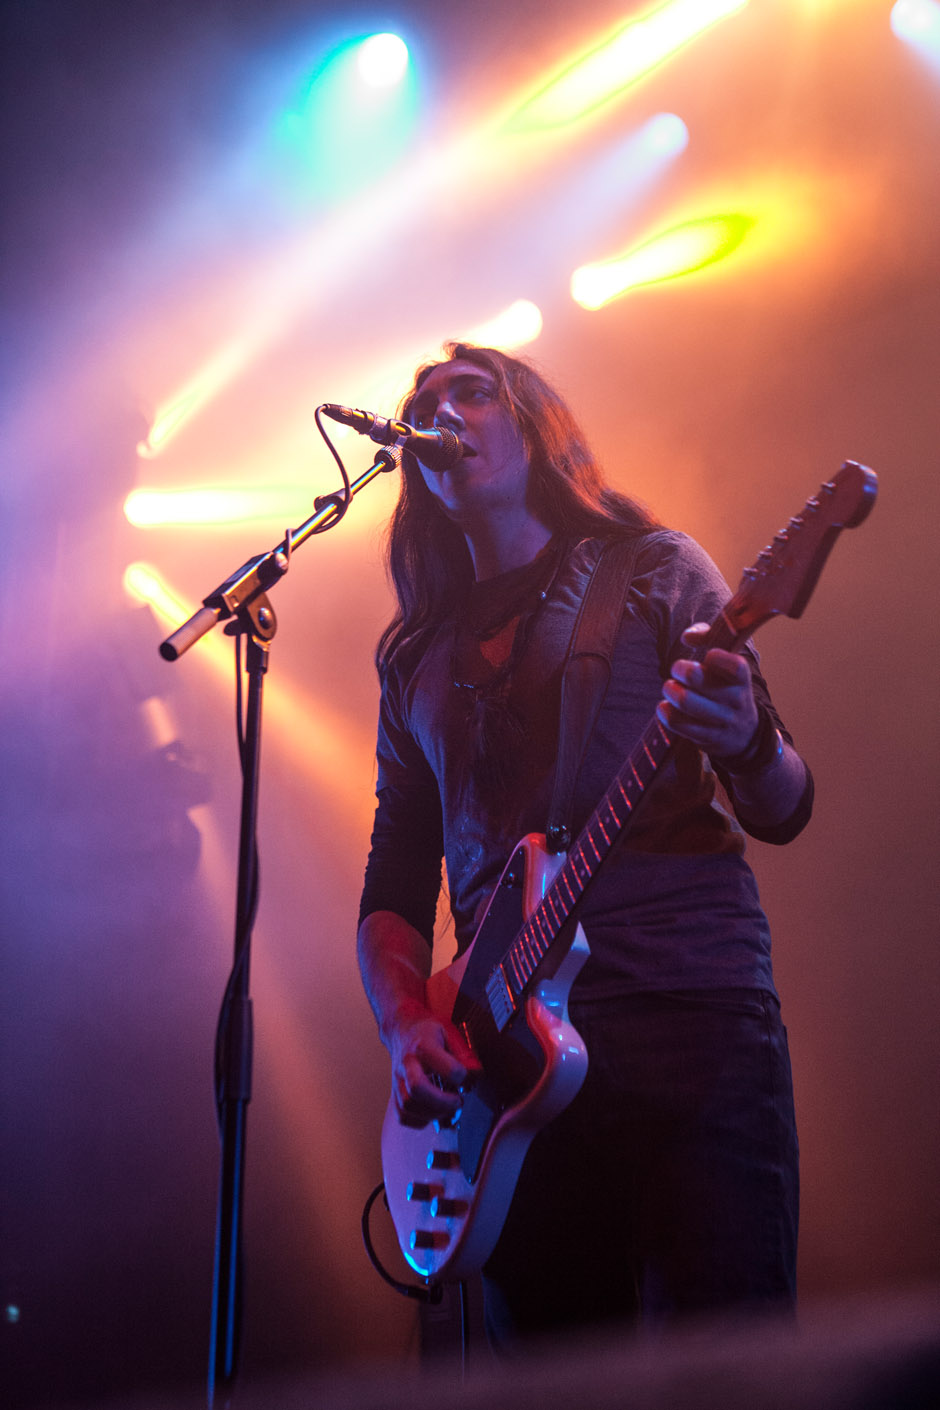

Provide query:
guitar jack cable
left=362, top=1183, right=474, bottom=1373
left=361, top=1182, right=444, bottom=1303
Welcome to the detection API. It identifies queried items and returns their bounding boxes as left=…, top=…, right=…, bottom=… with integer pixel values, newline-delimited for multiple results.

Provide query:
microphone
left=321, top=404, right=464, bottom=472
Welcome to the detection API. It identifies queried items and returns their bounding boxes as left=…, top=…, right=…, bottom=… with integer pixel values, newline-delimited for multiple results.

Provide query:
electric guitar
left=381, top=461, right=878, bottom=1284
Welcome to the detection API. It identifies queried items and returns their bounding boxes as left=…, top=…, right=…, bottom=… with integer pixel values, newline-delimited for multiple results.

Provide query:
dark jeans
left=482, top=989, right=799, bottom=1349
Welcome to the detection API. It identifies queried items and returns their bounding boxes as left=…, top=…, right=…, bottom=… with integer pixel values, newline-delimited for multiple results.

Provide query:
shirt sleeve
left=637, top=530, right=814, bottom=845
left=357, top=664, right=444, bottom=945
left=713, top=669, right=815, bottom=844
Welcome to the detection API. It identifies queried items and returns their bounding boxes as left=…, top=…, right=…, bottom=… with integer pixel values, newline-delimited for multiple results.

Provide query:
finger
left=701, top=648, right=750, bottom=688
left=680, top=621, right=712, bottom=645
left=670, top=658, right=705, bottom=690
left=416, top=1029, right=478, bottom=1087
left=661, top=677, right=730, bottom=726
left=396, top=1061, right=462, bottom=1125
left=657, top=700, right=749, bottom=758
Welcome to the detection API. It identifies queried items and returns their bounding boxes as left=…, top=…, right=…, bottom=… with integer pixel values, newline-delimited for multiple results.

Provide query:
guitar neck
left=484, top=610, right=743, bottom=1029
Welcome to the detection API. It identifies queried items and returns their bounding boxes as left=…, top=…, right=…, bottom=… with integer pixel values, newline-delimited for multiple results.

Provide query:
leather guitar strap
left=545, top=535, right=643, bottom=853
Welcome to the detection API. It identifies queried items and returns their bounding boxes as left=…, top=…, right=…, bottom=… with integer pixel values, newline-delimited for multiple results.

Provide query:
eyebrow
left=411, top=372, right=495, bottom=412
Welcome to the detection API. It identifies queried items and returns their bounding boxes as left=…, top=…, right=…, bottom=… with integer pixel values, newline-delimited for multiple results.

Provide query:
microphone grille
left=425, top=426, right=463, bottom=472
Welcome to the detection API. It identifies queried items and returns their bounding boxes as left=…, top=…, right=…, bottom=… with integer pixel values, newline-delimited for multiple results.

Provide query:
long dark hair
left=376, top=342, right=658, bottom=674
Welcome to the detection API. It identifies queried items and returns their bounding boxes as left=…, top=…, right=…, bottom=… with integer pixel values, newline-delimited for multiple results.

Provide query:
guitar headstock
left=722, top=461, right=877, bottom=641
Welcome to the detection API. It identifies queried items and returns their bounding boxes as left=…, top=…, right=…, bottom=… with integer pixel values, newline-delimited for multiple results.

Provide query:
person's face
left=408, top=360, right=533, bottom=524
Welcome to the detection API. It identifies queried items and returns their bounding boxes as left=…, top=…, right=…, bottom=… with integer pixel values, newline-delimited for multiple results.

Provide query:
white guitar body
left=381, top=834, right=589, bottom=1283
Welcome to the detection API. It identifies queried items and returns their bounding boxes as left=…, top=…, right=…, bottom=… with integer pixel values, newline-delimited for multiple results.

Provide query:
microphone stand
left=159, top=447, right=399, bottom=1409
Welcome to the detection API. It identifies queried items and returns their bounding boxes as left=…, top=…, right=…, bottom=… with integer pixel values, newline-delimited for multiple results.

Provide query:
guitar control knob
left=427, top=1149, right=460, bottom=1170
left=429, top=1196, right=469, bottom=1219
left=410, top=1229, right=450, bottom=1251
left=406, top=1182, right=439, bottom=1203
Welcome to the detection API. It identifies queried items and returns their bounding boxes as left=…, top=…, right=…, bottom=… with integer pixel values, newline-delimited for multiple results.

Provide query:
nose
left=434, top=397, right=464, bottom=432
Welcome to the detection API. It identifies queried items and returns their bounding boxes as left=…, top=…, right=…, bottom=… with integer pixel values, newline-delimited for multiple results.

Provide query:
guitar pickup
left=485, top=966, right=517, bottom=1031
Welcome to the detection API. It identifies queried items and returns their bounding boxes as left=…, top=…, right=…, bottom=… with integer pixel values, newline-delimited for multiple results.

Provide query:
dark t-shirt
left=360, top=531, right=812, bottom=1001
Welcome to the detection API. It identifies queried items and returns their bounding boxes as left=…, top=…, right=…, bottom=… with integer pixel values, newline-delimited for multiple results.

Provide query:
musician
left=357, top=343, right=812, bottom=1346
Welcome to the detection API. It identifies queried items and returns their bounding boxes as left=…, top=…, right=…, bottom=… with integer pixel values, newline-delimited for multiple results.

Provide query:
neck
left=463, top=512, right=554, bottom=581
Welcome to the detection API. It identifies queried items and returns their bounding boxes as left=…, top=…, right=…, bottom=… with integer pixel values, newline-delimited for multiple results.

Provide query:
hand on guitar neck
left=657, top=623, right=808, bottom=830
left=659, top=624, right=760, bottom=756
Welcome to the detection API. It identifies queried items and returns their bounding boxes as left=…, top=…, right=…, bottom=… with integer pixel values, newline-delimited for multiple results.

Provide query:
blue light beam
left=279, top=34, right=418, bottom=204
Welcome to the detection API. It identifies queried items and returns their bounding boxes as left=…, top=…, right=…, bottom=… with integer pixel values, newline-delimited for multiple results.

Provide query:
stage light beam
left=571, top=213, right=755, bottom=309
left=465, top=300, right=543, bottom=349
left=281, top=34, right=417, bottom=201
left=124, top=487, right=308, bottom=528
left=506, top=0, right=749, bottom=132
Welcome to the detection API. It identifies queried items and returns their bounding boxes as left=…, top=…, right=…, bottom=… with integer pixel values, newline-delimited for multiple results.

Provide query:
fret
left=520, top=929, right=539, bottom=970
left=571, top=845, right=590, bottom=883
left=559, top=865, right=579, bottom=902
left=531, top=908, right=550, bottom=949
left=596, top=815, right=611, bottom=846
left=544, top=891, right=564, bottom=928
left=614, top=777, right=634, bottom=811
left=509, top=948, right=527, bottom=988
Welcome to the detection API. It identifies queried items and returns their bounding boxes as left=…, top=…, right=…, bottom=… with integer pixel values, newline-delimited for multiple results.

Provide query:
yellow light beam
left=571, top=212, right=755, bottom=309
left=506, top=0, right=749, bottom=132
left=124, top=486, right=310, bottom=528
left=137, top=335, right=261, bottom=459
left=464, top=298, right=543, bottom=349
